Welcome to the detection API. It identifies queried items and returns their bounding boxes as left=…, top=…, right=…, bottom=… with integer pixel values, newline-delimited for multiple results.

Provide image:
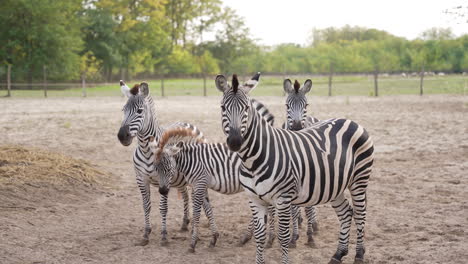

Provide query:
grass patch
left=1, top=75, right=465, bottom=98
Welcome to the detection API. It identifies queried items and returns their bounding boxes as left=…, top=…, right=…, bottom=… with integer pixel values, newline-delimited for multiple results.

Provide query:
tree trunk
left=81, top=73, right=87, bottom=97
left=28, top=65, right=33, bottom=90
left=43, top=65, right=47, bottom=98
left=6, top=64, right=11, bottom=97
left=419, top=62, right=425, bottom=96
left=373, top=69, right=379, bottom=97
left=328, top=63, right=333, bottom=96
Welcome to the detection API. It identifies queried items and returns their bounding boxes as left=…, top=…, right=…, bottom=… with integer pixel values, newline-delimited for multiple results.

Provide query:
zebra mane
left=293, top=80, right=300, bottom=94
left=232, top=74, right=239, bottom=93
left=155, top=127, right=205, bottom=161
left=130, top=84, right=140, bottom=95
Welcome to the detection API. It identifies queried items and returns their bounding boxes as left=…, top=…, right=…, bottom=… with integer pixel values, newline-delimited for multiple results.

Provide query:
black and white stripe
left=216, top=73, right=374, bottom=264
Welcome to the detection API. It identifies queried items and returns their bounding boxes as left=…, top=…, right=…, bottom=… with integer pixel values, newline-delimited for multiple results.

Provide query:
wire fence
left=1, top=65, right=466, bottom=98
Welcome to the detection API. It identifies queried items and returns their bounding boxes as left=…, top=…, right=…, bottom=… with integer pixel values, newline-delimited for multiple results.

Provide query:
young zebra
left=283, top=79, right=320, bottom=247
left=147, top=128, right=241, bottom=252
left=117, top=81, right=206, bottom=246
left=216, top=73, right=374, bottom=264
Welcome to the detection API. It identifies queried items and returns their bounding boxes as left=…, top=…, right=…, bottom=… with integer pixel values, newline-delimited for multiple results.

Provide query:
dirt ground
left=0, top=94, right=467, bottom=264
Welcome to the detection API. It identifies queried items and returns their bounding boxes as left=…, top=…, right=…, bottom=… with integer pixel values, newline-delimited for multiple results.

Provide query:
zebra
left=117, top=80, right=206, bottom=246
left=216, top=73, right=374, bottom=264
left=282, top=79, right=320, bottom=248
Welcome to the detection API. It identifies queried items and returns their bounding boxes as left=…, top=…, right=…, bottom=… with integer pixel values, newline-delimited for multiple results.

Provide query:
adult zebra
left=282, top=79, right=320, bottom=248
left=117, top=81, right=206, bottom=246
left=216, top=73, right=374, bottom=264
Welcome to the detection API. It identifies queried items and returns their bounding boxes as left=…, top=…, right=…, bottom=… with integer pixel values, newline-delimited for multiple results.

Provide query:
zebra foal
left=216, top=73, right=374, bottom=264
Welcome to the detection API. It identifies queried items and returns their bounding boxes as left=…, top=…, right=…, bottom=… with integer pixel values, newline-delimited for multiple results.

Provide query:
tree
left=0, top=0, right=83, bottom=82
left=360, top=41, right=399, bottom=96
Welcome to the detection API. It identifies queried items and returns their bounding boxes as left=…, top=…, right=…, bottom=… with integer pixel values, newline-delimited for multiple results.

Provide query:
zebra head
left=216, top=73, right=260, bottom=152
left=118, top=80, right=150, bottom=146
left=149, top=137, right=181, bottom=196
left=284, top=79, right=312, bottom=131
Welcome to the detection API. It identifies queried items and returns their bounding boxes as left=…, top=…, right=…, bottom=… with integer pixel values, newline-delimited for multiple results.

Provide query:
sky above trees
left=222, top=0, right=467, bottom=46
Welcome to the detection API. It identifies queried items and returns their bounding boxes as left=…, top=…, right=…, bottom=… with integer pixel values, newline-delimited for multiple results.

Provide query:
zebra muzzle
left=118, top=125, right=133, bottom=146
left=227, top=129, right=243, bottom=152
left=159, top=186, right=169, bottom=196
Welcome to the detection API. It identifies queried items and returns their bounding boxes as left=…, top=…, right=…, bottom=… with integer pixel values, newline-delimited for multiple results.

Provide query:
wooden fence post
left=373, top=69, right=379, bottom=97
left=6, top=64, right=11, bottom=97
left=161, top=75, right=165, bottom=97
left=328, top=62, right=333, bottom=96
left=419, top=62, right=425, bottom=96
left=81, top=73, right=87, bottom=97
left=43, top=65, right=47, bottom=98
left=203, top=74, right=207, bottom=96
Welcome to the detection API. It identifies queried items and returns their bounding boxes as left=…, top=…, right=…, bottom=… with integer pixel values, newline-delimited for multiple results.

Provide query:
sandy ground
left=0, top=94, right=467, bottom=264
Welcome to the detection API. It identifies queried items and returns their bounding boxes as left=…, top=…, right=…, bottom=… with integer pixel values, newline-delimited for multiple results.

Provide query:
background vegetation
left=0, top=0, right=466, bottom=87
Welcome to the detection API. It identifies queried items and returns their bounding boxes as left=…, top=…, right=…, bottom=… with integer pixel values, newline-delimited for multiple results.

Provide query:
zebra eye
left=285, top=104, right=290, bottom=109
left=221, top=105, right=226, bottom=112
left=137, top=108, right=143, bottom=114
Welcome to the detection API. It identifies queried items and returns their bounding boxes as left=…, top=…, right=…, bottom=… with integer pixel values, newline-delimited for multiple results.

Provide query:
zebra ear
left=120, top=80, right=132, bottom=98
left=215, top=75, right=228, bottom=92
left=283, top=79, right=294, bottom=94
left=139, top=82, right=150, bottom=97
left=242, top=72, right=260, bottom=92
left=301, top=79, right=312, bottom=94
left=165, top=142, right=183, bottom=156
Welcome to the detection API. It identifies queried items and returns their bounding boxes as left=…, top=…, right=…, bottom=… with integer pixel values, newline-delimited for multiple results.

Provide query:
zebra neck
left=137, top=96, right=163, bottom=152
left=238, top=101, right=269, bottom=162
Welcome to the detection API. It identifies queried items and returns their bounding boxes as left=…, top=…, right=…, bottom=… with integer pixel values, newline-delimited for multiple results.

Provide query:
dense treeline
left=0, top=0, right=466, bottom=82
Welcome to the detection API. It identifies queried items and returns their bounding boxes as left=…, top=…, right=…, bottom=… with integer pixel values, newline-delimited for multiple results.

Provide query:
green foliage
left=0, top=1, right=466, bottom=82
left=0, top=0, right=83, bottom=80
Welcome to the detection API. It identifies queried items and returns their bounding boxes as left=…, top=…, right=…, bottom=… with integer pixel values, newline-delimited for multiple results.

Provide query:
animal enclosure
left=0, top=94, right=466, bottom=263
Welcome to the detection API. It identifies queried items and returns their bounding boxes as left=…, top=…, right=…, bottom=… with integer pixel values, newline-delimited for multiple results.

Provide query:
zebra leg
left=238, top=215, right=254, bottom=246
left=305, top=206, right=318, bottom=247
left=249, top=200, right=268, bottom=264
left=265, top=205, right=276, bottom=248
left=297, top=208, right=303, bottom=228
left=188, top=185, right=206, bottom=253
left=350, top=183, right=368, bottom=264
left=328, top=194, right=353, bottom=264
left=178, top=186, right=190, bottom=231
left=289, top=205, right=300, bottom=248
left=136, top=178, right=151, bottom=246
left=202, top=190, right=220, bottom=248
left=159, top=193, right=169, bottom=246
left=276, top=197, right=292, bottom=264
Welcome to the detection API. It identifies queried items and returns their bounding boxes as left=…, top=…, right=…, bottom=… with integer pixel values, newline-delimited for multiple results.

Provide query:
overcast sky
left=220, top=0, right=467, bottom=46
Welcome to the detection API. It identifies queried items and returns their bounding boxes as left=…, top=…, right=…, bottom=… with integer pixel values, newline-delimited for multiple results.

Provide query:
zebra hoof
left=238, top=234, right=251, bottom=246
left=180, top=218, right=190, bottom=231
left=187, top=247, right=195, bottom=253
left=265, top=240, right=274, bottom=249
left=312, top=222, right=319, bottom=232
left=135, top=239, right=149, bottom=246
left=328, top=258, right=342, bottom=264
left=289, top=241, right=297, bottom=248
left=354, top=258, right=364, bottom=264
left=209, top=233, right=219, bottom=248
left=160, top=239, right=168, bottom=247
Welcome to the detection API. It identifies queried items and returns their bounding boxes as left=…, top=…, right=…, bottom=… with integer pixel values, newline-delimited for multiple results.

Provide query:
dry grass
left=0, top=145, right=108, bottom=186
